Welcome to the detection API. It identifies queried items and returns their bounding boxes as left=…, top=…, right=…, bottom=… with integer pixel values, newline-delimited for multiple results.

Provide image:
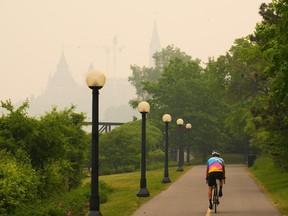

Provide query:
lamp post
left=137, top=101, right=150, bottom=197
left=86, top=69, right=106, bottom=216
left=162, top=114, right=172, bottom=183
left=176, top=118, right=184, bottom=171
left=185, top=123, right=192, bottom=166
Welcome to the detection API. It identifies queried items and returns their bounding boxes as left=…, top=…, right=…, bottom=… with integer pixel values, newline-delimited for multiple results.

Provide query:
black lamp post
left=86, top=70, right=106, bottom=216
left=162, top=114, right=172, bottom=183
left=176, top=118, right=184, bottom=172
left=185, top=123, right=192, bottom=166
left=137, top=101, right=150, bottom=197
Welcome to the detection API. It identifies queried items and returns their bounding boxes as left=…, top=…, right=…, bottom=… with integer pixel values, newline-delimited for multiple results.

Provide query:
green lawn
left=98, top=166, right=192, bottom=216
left=249, top=157, right=288, bottom=216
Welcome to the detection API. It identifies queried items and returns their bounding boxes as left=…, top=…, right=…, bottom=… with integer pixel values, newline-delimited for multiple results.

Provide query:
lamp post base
left=162, top=177, right=171, bottom=183
left=176, top=166, right=184, bottom=171
left=137, top=188, right=150, bottom=197
left=88, top=211, right=102, bottom=216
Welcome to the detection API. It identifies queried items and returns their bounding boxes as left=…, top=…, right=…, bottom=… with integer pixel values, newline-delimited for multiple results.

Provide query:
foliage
left=2, top=0, right=288, bottom=214
left=0, top=100, right=89, bottom=214
left=10, top=167, right=186, bottom=216
left=142, top=54, right=229, bottom=160
left=126, top=1, right=288, bottom=169
left=0, top=99, right=37, bottom=155
left=31, top=106, right=89, bottom=193
left=199, top=1, right=288, bottom=168
left=0, top=150, right=39, bottom=215
left=247, top=0, right=288, bottom=170
left=127, top=0, right=288, bottom=171
left=128, top=45, right=194, bottom=106
left=13, top=180, right=112, bottom=216
left=99, top=120, right=163, bottom=175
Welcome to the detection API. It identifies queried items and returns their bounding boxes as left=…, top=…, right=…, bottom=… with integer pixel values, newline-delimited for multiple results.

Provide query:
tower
left=46, top=50, right=77, bottom=95
left=149, top=20, right=161, bottom=67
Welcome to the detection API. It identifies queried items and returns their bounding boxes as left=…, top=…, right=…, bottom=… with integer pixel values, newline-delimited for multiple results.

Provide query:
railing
left=84, top=122, right=124, bottom=133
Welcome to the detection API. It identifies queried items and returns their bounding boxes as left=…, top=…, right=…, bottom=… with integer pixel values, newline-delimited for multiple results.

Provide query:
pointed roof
left=46, top=51, right=77, bottom=91
left=87, top=62, right=94, bottom=73
left=149, top=20, right=161, bottom=67
left=56, top=50, right=70, bottom=78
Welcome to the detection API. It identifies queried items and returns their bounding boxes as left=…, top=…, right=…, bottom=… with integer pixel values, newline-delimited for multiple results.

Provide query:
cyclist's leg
left=208, top=186, right=213, bottom=209
left=208, top=173, right=216, bottom=209
left=217, top=172, right=224, bottom=197
left=208, top=173, right=216, bottom=198
left=208, top=185, right=213, bottom=199
left=219, top=179, right=224, bottom=187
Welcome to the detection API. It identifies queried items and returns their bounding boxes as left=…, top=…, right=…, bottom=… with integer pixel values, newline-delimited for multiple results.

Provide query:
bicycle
left=212, top=181, right=219, bottom=213
left=206, top=178, right=225, bottom=213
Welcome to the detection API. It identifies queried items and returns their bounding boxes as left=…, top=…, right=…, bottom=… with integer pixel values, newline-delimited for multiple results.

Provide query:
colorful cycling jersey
left=207, top=157, right=224, bottom=173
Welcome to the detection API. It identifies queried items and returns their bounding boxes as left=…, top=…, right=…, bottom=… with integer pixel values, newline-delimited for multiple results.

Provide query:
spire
left=149, top=20, right=161, bottom=67
left=57, top=50, right=70, bottom=77
left=88, top=62, right=94, bottom=72
left=46, top=50, right=76, bottom=91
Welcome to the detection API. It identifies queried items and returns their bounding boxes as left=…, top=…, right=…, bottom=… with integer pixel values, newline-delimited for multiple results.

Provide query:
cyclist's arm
left=206, top=165, right=209, bottom=180
left=221, top=158, right=226, bottom=179
left=223, top=165, right=226, bottom=182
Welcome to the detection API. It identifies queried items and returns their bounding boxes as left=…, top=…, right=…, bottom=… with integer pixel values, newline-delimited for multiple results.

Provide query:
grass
left=98, top=166, right=192, bottom=216
left=250, top=157, right=288, bottom=216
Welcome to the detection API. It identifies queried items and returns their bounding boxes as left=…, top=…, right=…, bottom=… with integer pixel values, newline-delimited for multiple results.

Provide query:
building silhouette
left=24, top=22, right=161, bottom=122
left=28, top=51, right=138, bottom=122
left=149, top=20, right=161, bottom=67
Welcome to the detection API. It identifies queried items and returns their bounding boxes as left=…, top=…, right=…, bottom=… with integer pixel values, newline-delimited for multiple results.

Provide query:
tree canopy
left=128, top=0, right=288, bottom=169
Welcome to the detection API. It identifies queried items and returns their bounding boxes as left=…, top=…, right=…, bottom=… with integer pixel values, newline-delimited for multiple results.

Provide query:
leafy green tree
left=248, top=0, right=288, bottom=169
left=143, top=56, right=228, bottom=161
left=128, top=45, right=193, bottom=107
left=99, top=120, right=163, bottom=174
left=202, top=0, right=288, bottom=170
left=205, top=37, right=270, bottom=155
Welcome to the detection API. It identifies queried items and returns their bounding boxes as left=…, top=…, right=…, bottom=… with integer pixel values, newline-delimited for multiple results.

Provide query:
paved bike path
left=131, top=165, right=281, bottom=216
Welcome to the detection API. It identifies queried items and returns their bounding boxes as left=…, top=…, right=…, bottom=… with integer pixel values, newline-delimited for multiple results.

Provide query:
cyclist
left=206, top=151, right=225, bottom=210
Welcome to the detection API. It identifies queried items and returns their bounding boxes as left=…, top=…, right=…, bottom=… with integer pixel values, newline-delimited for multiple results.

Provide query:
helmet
left=212, top=151, right=220, bottom=157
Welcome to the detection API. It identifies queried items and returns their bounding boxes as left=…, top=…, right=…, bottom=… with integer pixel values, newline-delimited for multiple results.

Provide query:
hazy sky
left=0, top=0, right=271, bottom=103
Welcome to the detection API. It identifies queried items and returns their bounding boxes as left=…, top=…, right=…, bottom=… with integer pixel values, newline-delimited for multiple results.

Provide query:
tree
left=206, top=38, right=270, bottom=155
left=248, top=0, right=288, bottom=169
left=143, top=56, right=228, bottom=161
left=128, top=45, right=194, bottom=107
left=99, top=120, right=163, bottom=174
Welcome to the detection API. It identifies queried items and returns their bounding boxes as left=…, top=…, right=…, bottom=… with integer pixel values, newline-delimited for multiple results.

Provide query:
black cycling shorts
left=208, top=172, right=224, bottom=187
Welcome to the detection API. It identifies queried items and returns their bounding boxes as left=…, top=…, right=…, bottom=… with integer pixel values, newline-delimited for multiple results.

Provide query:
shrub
left=0, top=150, right=39, bottom=214
left=13, top=180, right=113, bottom=216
